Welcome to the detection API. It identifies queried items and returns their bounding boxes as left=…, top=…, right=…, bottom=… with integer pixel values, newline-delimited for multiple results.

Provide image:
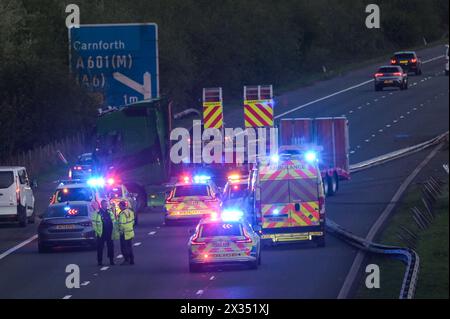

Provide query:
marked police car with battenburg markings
left=188, top=210, right=261, bottom=272
left=164, top=175, right=221, bottom=225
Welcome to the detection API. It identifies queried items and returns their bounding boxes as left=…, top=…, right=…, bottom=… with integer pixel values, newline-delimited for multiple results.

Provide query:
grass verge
left=355, top=183, right=449, bottom=299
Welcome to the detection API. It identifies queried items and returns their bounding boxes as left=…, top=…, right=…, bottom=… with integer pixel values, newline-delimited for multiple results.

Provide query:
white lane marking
left=134, top=242, right=142, bottom=247
left=350, top=151, right=356, bottom=154
left=386, top=124, right=391, bottom=128
left=93, top=273, right=99, bottom=277
left=0, top=235, right=38, bottom=261
left=196, top=290, right=204, bottom=295
left=393, top=120, right=398, bottom=123
left=356, top=145, right=361, bottom=149
left=117, top=254, right=123, bottom=259
left=210, top=276, right=216, bottom=281
left=274, top=79, right=374, bottom=118
left=365, top=139, right=370, bottom=143
left=62, top=295, right=72, bottom=299
left=81, top=281, right=90, bottom=286
left=423, top=55, right=446, bottom=63
left=366, top=102, right=371, bottom=105
left=349, top=110, right=354, bottom=114
left=149, top=231, right=157, bottom=235
left=379, top=129, right=383, bottom=133
left=371, top=134, right=376, bottom=138
left=381, top=96, right=386, bottom=99
left=100, top=266, right=109, bottom=271
left=400, top=116, right=405, bottom=119
left=338, top=143, right=444, bottom=299
left=358, top=106, right=363, bottom=110
left=374, top=99, right=379, bottom=102
left=407, top=112, right=411, bottom=115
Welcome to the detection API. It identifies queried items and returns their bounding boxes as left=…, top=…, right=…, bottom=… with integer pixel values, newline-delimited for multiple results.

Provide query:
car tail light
left=235, top=228, right=252, bottom=243
left=15, top=177, right=20, bottom=205
left=190, top=231, right=205, bottom=246
left=411, top=58, right=417, bottom=63
left=375, top=73, right=384, bottom=77
left=391, top=59, right=397, bottom=64
left=393, top=72, right=402, bottom=76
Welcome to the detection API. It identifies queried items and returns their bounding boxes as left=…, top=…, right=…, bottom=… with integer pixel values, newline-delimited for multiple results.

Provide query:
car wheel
left=189, top=263, right=202, bottom=273
left=249, top=259, right=258, bottom=270
left=38, top=242, right=50, bottom=254
left=18, top=205, right=27, bottom=227
left=316, top=236, right=326, bottom=248
left=28, top=211, right=35, bottom=224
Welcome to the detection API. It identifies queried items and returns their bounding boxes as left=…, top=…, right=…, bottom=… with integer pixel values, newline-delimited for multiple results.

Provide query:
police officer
left=118, top=201, right=135, bottom=265
left=92, top=200, right=118, bottom=266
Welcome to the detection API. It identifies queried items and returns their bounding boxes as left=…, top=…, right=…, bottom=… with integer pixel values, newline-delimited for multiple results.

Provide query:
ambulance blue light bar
left=87, top=177, right=105, bottom=187
left=193, top=175, right=211, bottom=183
left=221, top=209, right=244, bottom=222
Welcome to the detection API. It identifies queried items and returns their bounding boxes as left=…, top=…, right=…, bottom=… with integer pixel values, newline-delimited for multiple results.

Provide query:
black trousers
left=97, top=236, right=114, bottom=263
left=120, top=235, right=134, bottom=263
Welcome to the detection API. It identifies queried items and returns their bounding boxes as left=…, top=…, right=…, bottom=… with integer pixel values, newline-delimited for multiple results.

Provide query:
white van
left=0, top=167, right=35, bottom=227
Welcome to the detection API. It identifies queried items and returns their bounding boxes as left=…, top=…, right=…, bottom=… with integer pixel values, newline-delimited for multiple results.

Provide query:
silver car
left=374, top=66, right=408, bottom=91
left=37, top=202, right=96, bottom=253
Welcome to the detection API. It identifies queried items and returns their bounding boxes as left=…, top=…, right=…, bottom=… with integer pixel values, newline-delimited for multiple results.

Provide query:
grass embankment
left=356, top=183, right=449, bottom=299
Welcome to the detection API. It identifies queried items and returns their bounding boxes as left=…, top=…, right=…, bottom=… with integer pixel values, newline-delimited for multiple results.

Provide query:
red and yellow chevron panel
left=244, top=100, right=274, bottom=128
left=203, top=102, right=223, bottom=129
left=290, top=202, right=320, bottom=227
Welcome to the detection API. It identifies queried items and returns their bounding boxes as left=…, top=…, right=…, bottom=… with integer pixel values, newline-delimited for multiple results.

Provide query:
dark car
left=68, top=153, right=94, bottom=180
left=374, top=66, right=408, bottom=91
left=38, top=202, right=96, bottom=253
left=391, top=51, right=422, bottom=75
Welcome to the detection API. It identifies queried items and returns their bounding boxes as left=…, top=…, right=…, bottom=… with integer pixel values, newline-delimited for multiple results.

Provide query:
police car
left=188, top=210, right=261, bottom=272
left=104, top=177, right=138, bottom=221
left=50, top=179, right=106, bottom=207
left=222, top=174, right=251, bottom=213
left=164, top=175, right=221, bottom=225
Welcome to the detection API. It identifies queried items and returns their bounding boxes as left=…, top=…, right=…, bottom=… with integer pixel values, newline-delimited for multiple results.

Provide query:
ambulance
left=164, top=175, right=221, bottom=225
left=249, top=151, right=326, bottom=246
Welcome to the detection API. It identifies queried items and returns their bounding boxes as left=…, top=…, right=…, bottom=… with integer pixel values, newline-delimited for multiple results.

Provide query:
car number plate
left=213, top=241, right=230, bottom=247
left=384, top=80, right=394, bottom=84
left=56, top=224, right=76, bottom=230
left=400, top=60, right=409, bottom=64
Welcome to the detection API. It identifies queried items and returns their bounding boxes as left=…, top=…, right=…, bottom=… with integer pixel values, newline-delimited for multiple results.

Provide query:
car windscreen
left=228, top=184, right=248, bottom=200
left=395, top=53, right=415, bottom=60
left=0, top=172, right=14, bottom=189
left=44, top=205, right=89, bottom=218
left=174, top=185, right=209, bottom=197
left=107, top=187, right=123, bottom=198
left=379, top=67, right=401, bottom=73
left=55, top=188, right=93, bottom=202
left=200, top=223, right=243, bottom=238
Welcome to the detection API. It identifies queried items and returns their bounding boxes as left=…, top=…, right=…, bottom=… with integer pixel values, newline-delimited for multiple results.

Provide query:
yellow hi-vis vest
left=118, top=208, right=135, bottom=240
left=92, top=209, right=119, bottom=240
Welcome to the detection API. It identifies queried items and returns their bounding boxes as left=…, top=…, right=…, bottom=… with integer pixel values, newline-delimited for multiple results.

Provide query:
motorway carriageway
left=0, top=44, right=447, bottom=299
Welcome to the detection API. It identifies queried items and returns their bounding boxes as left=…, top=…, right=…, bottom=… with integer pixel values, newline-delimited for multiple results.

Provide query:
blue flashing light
left=273, top=209, right=280, bottom=216
left=87, top=177, right=105, bottom=188
left=64, top=206, right=71, bottom=212
left=271, top=154, right=280, bottom=163
left=304, top=151, right=318, bottom=163
left=193, top=175, right=211, bottom=183
left=221, top=209, right=244, bottom=222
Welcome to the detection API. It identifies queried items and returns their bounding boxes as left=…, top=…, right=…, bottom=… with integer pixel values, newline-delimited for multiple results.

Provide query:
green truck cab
left=94, top=99, right=170, bottom=211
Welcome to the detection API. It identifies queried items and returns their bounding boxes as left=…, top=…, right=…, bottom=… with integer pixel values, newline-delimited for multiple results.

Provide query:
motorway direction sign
left=69, top=23, right=159, bottom=108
